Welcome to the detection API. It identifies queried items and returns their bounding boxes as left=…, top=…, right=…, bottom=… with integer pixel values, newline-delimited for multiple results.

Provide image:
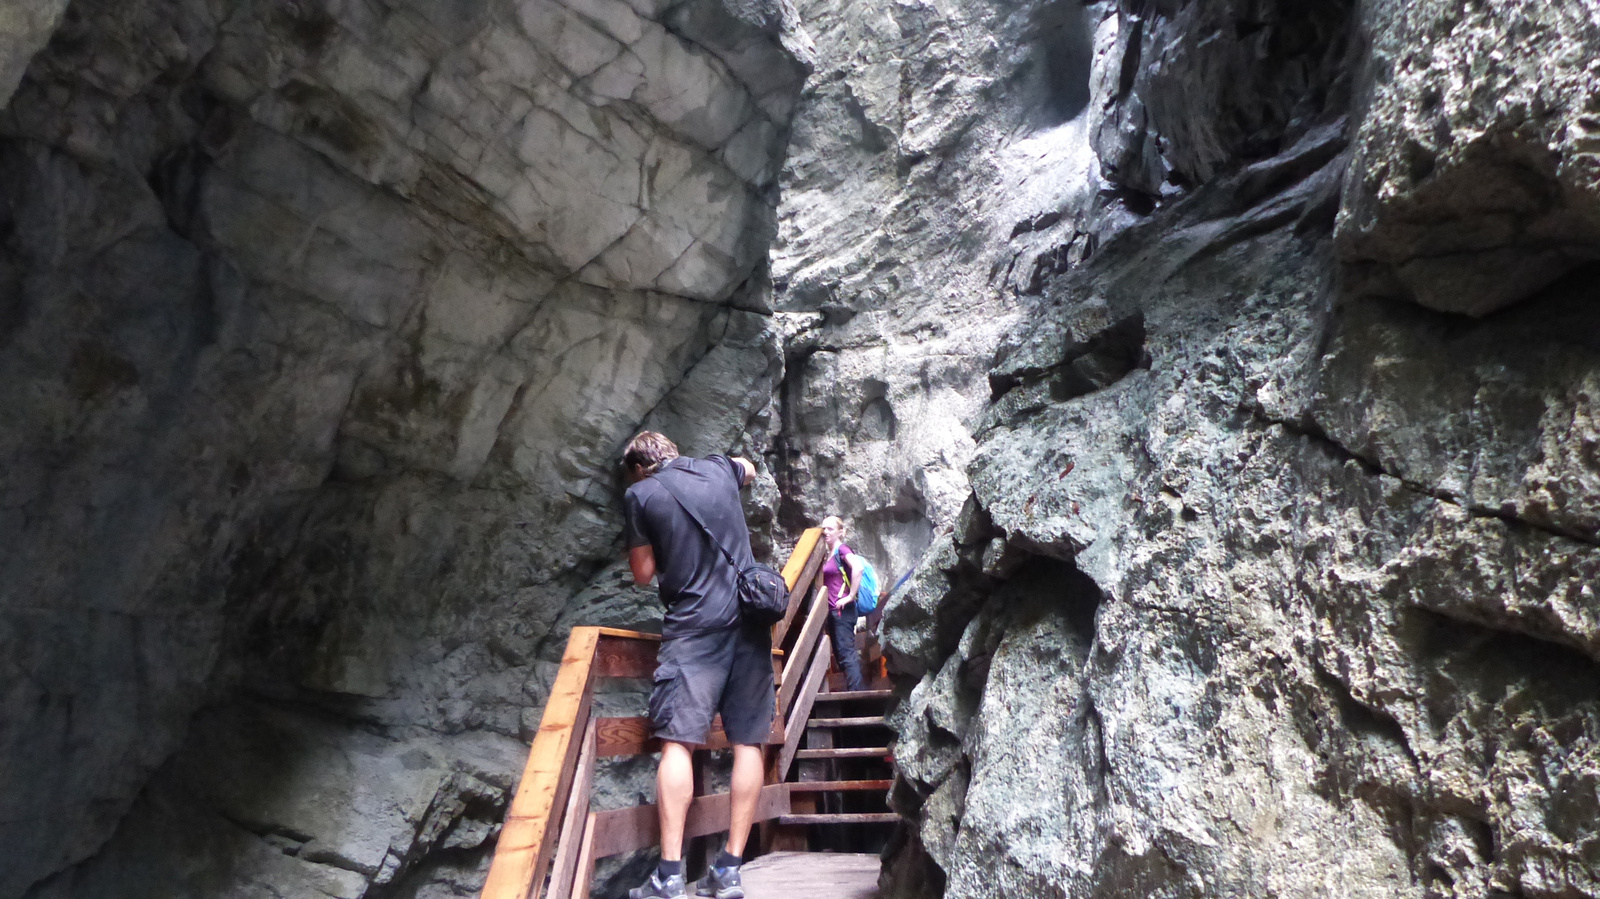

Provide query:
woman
left=819, top=515, right=868, bottom=691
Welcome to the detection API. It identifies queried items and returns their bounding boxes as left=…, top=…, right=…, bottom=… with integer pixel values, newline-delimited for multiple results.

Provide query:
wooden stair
left=777, top=813, right=900, bottom=826
left=793, top=746, right=892, bottom=761
left=481, top=529, right=904, bottom=899
left=765, top=682, right=898, bottom=851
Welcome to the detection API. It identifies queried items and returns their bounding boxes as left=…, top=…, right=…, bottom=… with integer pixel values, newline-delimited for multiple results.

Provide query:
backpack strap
left=829, top=544, right=851, bottom=592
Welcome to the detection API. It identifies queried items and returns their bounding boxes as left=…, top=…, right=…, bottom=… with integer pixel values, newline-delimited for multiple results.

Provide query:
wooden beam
left=483, top=628, right=601, bottom=899
left=806, top=716, right=887, bottom=728
left=794, top=747, right=893, bottom=761
left=594, top=716, right=663, bottom=757
left=788, top=780, right=894, bottom=793
left=589, top=783, right=791, bottom=858
left=592, top=631, right=782, bottom=682
left=780, top=528, right=822, bottom=589
left=594, top=632, right=660, bottom=679
left=571, top=813, right=598, bottom=899
left=810, top=689, right=896, bottom=703
left=773, top=530, right=824, bottom=646
left=777, top=594, right=829, bottom=722
left=545, top=721, right=598, bottom=899
left=777, top=813, right=899, bottom=825
left=594, top=627, right=663, bottom=640
left=776, top=635, right=833, bottom=781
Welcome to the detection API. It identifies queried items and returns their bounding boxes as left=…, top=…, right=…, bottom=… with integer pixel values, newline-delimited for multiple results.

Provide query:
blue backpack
left=837, top=548, right=880, bottom=614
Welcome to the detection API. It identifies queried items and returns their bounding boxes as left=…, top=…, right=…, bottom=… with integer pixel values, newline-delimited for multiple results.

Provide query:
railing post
left=482, top=530, right=827, bottom=899
left=481, top=627, right=601, bottom=899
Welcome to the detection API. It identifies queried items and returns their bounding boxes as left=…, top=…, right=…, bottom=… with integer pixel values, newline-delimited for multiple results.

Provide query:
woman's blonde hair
left=821, top=515, right=845, bottom=533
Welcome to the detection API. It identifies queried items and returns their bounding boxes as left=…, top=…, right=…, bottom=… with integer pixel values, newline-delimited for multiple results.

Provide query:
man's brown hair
left=623, top=431, right=679, bottom=477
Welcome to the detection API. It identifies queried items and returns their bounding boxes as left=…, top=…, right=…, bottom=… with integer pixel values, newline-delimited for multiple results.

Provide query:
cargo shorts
left=649, top=620, right=775, bottom=746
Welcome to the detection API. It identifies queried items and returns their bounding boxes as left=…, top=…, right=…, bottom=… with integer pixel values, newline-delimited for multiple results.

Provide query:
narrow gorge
left=1, top=1, right=1597, bottom=898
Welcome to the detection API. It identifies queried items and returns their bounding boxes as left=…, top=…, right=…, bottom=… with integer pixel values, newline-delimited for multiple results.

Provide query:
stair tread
left=778, top=813, right=900, bottom=825
left=812, top=689, right=895, bottom=702
left=806, top=715, right=887, bottom=728
left=794, top=746, right=891, bottom=760
left=788, top=779, right=893, bottom=793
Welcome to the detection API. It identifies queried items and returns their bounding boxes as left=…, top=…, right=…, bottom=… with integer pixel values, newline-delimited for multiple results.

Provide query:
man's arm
left=731, top=456, right=756, bottom=487
left=629, top=544, right=656, bottom=585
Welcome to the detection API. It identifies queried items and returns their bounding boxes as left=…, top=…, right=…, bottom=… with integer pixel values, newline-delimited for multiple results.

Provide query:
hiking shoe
left=694, top=864, right=744, bottom=899
left=629, top=871, right=687, bottom=899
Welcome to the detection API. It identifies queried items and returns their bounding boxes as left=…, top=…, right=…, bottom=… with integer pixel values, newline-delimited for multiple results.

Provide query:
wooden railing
left=481, top=527, right=836, bottom=899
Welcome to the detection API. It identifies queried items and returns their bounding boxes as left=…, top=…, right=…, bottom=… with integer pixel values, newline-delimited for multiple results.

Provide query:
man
left=621, top=431, right=771, bottom=899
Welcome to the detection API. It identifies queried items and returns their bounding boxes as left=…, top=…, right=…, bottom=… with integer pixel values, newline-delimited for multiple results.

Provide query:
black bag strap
left=653, top=469, right=743, bottom=573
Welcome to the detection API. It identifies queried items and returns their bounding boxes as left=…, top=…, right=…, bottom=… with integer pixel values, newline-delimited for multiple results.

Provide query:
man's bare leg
left=658, top=740, right=695, bottom=862
left=724, top=743, right=764, bottom=857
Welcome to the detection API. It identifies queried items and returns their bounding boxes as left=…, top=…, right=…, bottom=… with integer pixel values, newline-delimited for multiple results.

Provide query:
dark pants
left=828, top=602, right=866, bottom=691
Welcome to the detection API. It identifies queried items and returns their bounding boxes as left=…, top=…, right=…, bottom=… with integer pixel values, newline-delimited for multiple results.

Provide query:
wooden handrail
left=481, top=528, right=834, bottom=899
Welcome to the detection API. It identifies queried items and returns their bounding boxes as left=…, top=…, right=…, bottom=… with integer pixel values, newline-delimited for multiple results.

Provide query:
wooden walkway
left=479, top=529, right=897, bottom=899
left=739, top=852, right=880, bottom=899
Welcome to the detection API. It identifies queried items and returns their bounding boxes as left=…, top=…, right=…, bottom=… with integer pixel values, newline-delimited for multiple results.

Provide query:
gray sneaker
left=694, top=864, right=744, bottom=899
left=629, top=871, right=687, bottom=899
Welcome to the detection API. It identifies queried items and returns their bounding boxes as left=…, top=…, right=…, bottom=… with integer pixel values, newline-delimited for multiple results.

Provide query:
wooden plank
left=777, top=813, right=899, bottom=825
left=596, top=716, right=728, bottom=757
left=771, top=568, right=815, bottom=649
left=589, top=783, right=791, bottom=858
left=788, top=780, right=894, bottom=793
left=798, top=716, right=833, bottom=787
left=806, top=716, right=887, bottom=728
left=592, top=631, right=782, bottom=681
left=545, top=721, right=598, bottom=899
left=773, top=530, right=824, bottom=646
left=595, top=627, right=663, bottom=640
left=776, top=635, right=833, bottom=781
left=780, top=528, right=822, bottom=588
left=777, top=594, right=829, bottom=721
left=594, top=632, right=659, bottom=679
left=594, top=716, right=654, bottom=757
left=810, top=690, right=896, bottom=703
left=738, top=852, right=880, bottom=899
left=570, top=813, right=598, bottom=899
left=794, top=747, right=892, bottom=761
left=483, top=628, right=601, bottom=899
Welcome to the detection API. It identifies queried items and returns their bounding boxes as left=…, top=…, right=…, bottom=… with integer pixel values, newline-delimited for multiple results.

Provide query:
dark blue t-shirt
left=623, top=455, right=751, bottom=638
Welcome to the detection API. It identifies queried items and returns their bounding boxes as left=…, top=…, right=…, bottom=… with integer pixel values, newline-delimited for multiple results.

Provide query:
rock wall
left=859, top=1, right=1600, bottom=897
left=0, top=1, right=806, bottom=896
left=768, top=0, right=1103, bottom=583
left=6, top=0, right=1600, bottom=896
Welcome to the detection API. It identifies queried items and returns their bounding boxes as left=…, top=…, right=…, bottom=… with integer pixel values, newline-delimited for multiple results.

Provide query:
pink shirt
left=821, top=543, right=854, bottom=610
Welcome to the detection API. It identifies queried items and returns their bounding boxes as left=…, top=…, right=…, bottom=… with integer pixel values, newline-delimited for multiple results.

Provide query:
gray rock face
left=0, top=0, right=66, bottom=107
left=842, top=1, right=1600, bottom=898
left=1338, top=2, right=1600, bottom=317
left=6, top=0, right=1600, bottom=896
left=768, top=0, right=1105, bottom=584
left=0, top=0, right=804, bottom=895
